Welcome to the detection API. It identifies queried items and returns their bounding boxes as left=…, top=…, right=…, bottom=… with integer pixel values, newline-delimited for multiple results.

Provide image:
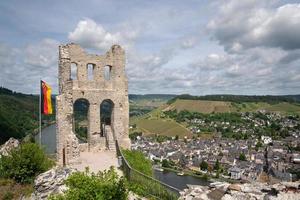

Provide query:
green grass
left=122, top=149, right=153, bottom=176
left=233, top=102, right=270, bottom=112
left=264, top=102, right=300, bottom=114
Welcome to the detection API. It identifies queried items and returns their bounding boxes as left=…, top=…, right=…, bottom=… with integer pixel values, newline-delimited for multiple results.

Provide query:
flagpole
left=39, top=79, right=42, bottom=146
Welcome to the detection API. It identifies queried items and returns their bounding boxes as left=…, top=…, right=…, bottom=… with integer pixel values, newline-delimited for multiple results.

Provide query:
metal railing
left=115, top=141, right=180, bottom=200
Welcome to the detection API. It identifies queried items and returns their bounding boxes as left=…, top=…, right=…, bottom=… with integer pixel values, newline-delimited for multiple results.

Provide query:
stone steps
left=108, top=141, right=116, bottom=151
left=104, top=125, right=116, bottom=151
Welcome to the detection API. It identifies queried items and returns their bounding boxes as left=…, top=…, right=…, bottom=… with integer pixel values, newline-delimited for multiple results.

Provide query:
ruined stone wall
left=56, top=43, right=130, bottom=166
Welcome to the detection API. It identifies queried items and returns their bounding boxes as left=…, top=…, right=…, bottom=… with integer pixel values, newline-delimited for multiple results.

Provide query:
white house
left=261, top=136, right=272, bottom=144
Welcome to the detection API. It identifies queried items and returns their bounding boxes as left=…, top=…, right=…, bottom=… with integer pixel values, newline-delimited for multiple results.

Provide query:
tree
left=129, top=132, right=142, bottom=141
left=215, top=171, right=220, bottom=178
left=214, top=159, right=220, bottom=171
left=239, top=153, right=246, bottom=161
left=200, top=160, right=208, bottom=171
left=162, top=159, right=170, bottom=168
left=255, top=140, right=263, bottom=151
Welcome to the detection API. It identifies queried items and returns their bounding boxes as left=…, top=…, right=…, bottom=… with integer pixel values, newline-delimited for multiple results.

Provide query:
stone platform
left=70, top=150, right=122, bottom=175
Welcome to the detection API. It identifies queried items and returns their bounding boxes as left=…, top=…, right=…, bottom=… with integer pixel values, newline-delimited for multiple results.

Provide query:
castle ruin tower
left=56, top=43, right=130, bottom=166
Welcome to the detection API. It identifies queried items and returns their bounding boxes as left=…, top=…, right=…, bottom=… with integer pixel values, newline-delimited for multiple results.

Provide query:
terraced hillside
left=163, top=99, right=235, bottom=113
left=130, top=108, right=192, bottom=138
left=131, top=97, right=300, bottom=139
left=164, top=99, right=300, bottom=115
left=134, top=118, right=192, bottom=138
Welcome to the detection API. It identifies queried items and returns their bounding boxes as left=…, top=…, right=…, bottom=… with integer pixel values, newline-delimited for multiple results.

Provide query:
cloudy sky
left=0, top=0, right=300, bottom=95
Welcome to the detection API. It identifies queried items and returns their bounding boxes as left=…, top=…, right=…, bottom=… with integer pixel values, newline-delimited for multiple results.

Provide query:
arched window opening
left=73, top=99, right=89, bottom=143
left=104, top=65, right=111, bottom=80
left=71, top=63, right=77, bottom=80
left=87, top=64, right=94, bottom=80
left=100, top=99, right=114, bottom=136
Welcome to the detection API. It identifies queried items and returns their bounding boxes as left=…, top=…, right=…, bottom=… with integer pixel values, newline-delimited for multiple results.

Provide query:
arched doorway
left=73, top=98, right=89, bottom=143
left=100, top=99, right=114, bottom=137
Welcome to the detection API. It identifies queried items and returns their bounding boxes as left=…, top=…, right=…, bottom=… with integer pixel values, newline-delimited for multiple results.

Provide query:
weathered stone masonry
left=56, top=43, right=130, bottom=166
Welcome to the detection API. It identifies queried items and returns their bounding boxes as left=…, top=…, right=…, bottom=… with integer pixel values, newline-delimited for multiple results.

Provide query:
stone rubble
left=29, top=167, right=77, bottom=200
left=0, top=137, right=19, bottom=156
left=179, top=181, right=300, bottom=200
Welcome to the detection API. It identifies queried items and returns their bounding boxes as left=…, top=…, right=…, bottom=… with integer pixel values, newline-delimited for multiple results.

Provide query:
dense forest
left=167, top=94, right=300, bottom=104
left=0, top=87, right=55, bottom=144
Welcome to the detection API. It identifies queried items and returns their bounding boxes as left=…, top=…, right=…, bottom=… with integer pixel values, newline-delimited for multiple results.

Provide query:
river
left=154, top=170, right=209, bottom=190
left=38, top=124, right=209, bottom=190
left=35, top=124, right=57, bottom=155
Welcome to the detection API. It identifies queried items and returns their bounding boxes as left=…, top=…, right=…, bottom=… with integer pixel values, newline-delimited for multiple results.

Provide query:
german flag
left=41, top=80, right=53, bottom=115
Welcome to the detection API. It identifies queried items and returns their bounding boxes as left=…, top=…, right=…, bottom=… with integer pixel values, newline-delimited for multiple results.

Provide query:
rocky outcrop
left=179, top=181, right=300, bottom=200
left=227, top=184, right=241, bottom=191
left=0, top=137, right=19, bottom=156
left=30, top=167, right=77, bottom=199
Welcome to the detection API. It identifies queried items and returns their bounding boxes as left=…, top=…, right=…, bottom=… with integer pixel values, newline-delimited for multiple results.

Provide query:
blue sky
left=0, top=0, right=300, bottom=95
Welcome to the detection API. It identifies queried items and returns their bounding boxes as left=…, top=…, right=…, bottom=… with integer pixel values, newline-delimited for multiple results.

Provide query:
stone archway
left=73, top=98, right=89, bottom=143
left=100, top=99, right=115, bottom=150
left=100, top=99, right=114, bottom=126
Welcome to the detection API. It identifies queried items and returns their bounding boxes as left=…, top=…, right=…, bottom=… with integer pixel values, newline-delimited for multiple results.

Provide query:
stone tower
left=56, top=43, right=130, bottom=166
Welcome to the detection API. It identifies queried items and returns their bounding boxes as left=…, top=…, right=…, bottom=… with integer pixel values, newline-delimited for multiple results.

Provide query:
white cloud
left=208, top=1, right=300, bottom=51
left=25, top=38, right=58, bottom=68
left=68, top=18, right=138, bottom=52
left=0, top=39, right=59, bottom=94
left=2, top=1, right=300, bottom=95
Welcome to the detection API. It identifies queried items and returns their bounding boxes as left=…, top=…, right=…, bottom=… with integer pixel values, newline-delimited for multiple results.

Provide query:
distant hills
left=164, top=99, right=300, bottom=114
left=131, top=94, right=300, bottom=138
left=0, top=87, right=55, bottom=144
left=1, top=86, right=300, bottom=143
left=129, top=94, right=176, bottom=101
left=167, top=94, right=300, bottom=104
left=0, top=87, right=39, bottom=144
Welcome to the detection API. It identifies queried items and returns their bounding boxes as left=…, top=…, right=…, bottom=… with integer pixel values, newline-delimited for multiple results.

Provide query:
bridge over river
left=37, top=124, right=209, bottom=190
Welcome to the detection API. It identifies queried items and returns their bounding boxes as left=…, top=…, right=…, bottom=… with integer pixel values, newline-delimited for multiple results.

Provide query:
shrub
left=239, top=153, right=247, bottom=161
left=162, top=159, right=170, bottom=168
left=0, top=142, right=53, bottom=183
left=49, top=167, right=128, bottom=200
left=200, top=161, right=208, bottom=171
left=2, top=191, right=13, bottom=200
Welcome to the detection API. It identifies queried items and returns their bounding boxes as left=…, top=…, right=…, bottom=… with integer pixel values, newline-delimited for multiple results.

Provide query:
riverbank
left=32, top=120, right=56, bottom=136
left=160, top=166, right=236, bottom=184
